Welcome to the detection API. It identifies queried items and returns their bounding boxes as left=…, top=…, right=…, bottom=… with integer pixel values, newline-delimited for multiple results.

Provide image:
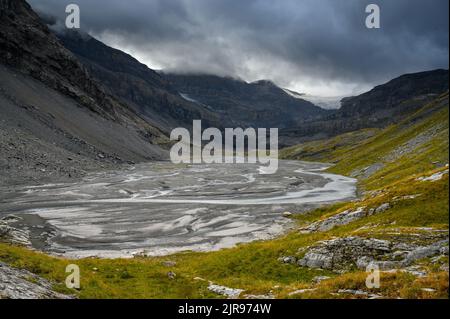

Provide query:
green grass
left=281, top=128, right=380, bottom=163
left=282, top=93, right=449, bottom=190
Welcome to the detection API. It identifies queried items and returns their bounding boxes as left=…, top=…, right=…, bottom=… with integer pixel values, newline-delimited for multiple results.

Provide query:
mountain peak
left=252, top=79, right=276, bottom=87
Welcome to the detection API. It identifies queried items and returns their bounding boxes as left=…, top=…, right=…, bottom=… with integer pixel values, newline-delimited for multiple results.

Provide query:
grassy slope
left=0, top=94, right=448, bottom=299
left=282, top=93, right=449, bottom=190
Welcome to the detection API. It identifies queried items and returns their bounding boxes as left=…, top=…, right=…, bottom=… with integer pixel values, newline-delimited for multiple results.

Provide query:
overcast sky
left=29, top=0, right=449, bottom=96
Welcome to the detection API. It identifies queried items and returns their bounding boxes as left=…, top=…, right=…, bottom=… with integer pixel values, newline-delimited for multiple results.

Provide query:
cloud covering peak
left=29, top=0, right=449, bottom=96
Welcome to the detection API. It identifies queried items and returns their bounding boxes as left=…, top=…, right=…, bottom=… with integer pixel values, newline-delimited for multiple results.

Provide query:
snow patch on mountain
left=179, top=93, right=199, bottom=104
left=283, top=88, right=343, bottom=110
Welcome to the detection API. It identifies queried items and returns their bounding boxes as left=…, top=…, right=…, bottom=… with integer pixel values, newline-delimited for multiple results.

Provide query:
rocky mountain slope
left=0, top=0, right=170, bottom=185
left=56, top=30, right=222, bottom=133
left=278, top=91, right=448, bottom=297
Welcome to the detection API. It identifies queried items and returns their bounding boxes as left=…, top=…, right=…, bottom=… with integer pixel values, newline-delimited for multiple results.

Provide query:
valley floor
left=0, top=173, right=448, bottom=299
left=0, top=164, right=448, bottom=299
left=0, top=93, right=449, bottom=299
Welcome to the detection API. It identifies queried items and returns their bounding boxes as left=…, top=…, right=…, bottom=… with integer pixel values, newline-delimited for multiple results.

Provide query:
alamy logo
left=170, top=120, right=279, bottom=174
left=65, top=264, right=80, bottom=289
left=366, top=263, right=380, bottom=289
left=365, top=4, right=381, bottom=29
left=65, top=4, right=80, bottom=29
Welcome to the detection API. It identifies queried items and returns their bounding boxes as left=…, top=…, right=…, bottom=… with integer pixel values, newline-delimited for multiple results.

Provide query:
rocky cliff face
left=1, top=0, right=113, bottom=118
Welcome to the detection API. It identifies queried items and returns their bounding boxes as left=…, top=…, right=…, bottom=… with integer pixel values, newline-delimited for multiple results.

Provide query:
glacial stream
left=0, top=160, right=356, bottom=258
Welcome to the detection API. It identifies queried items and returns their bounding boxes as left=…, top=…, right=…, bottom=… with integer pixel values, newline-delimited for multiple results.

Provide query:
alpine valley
left=0, top=0, right=448, bottom=299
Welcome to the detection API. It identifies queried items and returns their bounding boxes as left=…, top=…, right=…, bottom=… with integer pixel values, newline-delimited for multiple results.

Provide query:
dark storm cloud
left=28, top=0, right=449, bottom=95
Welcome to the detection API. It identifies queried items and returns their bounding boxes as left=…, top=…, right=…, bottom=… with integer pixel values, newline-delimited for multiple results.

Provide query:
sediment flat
left=0, top=160, right=356, bottom=258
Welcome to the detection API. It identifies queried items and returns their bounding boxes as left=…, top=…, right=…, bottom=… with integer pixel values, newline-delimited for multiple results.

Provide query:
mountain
left=0, top=0, right=169, bottom=185
left=164, top=73, right=328, bottom=128
left=1, top=0, right=448, bottom=186
left=56, top=29, right=328, bottom=131
left=280, top=69, right=449, bottom=146
left=40, top=10, right=448, bottom=140
left=282, top=92, right=449, bottom=181
left=338, top=69, right=449, bottom=120
left=55, top=30, right=222, bottom=133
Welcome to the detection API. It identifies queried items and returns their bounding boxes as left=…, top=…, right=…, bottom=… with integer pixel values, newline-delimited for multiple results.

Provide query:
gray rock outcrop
left=297, top=236, right=449, bottom=272
left=208, top=283, right=244, bottom=299
left=300, top=207, right=367, bottom=233
left=0, top=215, right=31, bottom=246
left=298, top=237, right=391, bottom=270
left=0, top=262, right=73, bottom=299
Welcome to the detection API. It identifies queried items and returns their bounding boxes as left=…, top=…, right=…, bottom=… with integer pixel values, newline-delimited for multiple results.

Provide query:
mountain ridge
left=280, top=69, right=449, bottom=146
left=164, top=72, right=328, bottom=128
